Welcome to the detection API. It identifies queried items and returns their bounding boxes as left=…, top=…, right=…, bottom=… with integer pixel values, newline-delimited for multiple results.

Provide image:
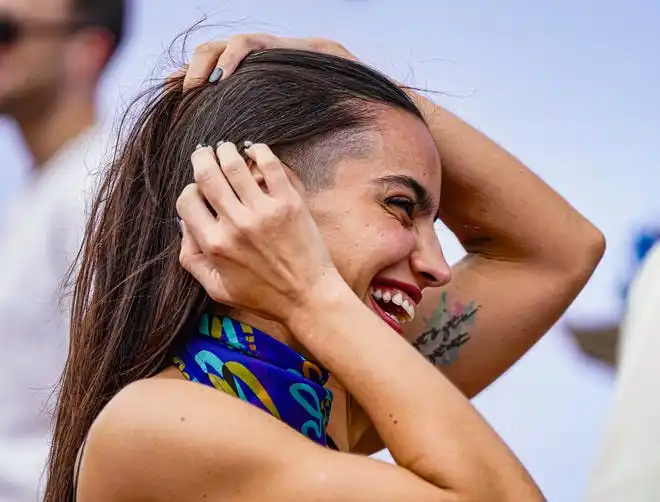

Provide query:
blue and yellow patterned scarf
left=174, top=313, right=335, bottom=448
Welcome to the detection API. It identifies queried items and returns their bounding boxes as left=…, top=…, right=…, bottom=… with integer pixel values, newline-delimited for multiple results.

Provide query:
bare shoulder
left=77, top=379, right=449, bottom=502
left=77, top=378, right=286, bottom=501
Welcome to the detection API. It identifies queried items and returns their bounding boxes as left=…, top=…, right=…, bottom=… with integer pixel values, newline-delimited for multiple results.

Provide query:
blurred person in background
left=0, top=0, right=126, bottom=499
left=584, top=240, right=660, bottom=502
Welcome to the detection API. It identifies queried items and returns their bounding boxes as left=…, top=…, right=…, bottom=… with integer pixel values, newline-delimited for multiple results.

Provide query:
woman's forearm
left=288, top=276, right=544, bottom=501
left=405, top=91, right=603, bottom=269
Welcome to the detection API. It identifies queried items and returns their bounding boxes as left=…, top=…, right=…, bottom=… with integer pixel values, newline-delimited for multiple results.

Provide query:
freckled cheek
left=369, top=228, right=417, bottom=266
left=320, top=224, right=416, bottom=285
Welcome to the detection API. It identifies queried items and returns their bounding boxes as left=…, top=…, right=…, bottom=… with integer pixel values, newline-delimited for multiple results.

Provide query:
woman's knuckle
left=194, top=41, right=220, bottom=56
left=203, top=233, right=226, bottom=256
left=266, top=201, right=290, bottom=222
left=193, top=163, right=213, bottom=184
left=234, top=216, right=257, bottom=235
left=308, top=37, right=328, bottom=48
left=221, top=159, right=243, bottom=176
left=254, top=33, right=275, bottom=46
left=260, top=156, right=280, bottom=171
left=310, top=37, right=336, bottom=51
left=229, top=34, right=251, bottom=48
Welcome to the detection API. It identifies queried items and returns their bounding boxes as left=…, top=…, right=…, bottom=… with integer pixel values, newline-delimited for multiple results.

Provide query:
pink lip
left=369, top=296, right=404, bottom=334
left=371, top=277, right=422, bottom=305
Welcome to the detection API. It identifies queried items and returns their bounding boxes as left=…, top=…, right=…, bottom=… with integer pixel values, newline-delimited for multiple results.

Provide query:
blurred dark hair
left=44, top=48, right=424, bottom=501
left=72, top=0, right=126, bottom=58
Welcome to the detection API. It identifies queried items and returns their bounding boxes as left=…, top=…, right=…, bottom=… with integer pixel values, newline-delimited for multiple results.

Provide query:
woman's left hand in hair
left=181, top=34, right=357, bottom=89
left=176, top=141, right=341, bottom=325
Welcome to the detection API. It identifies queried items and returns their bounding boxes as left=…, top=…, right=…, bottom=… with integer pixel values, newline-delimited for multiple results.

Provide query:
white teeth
left=370, top=286, right=416, bottom=323
left=401, top=299, right=415, bottom=320
left=408, top=305, right=416, bottom=320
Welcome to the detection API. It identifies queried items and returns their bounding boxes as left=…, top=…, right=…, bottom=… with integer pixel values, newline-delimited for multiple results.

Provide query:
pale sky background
left=1, top=1, right=659, bottom=500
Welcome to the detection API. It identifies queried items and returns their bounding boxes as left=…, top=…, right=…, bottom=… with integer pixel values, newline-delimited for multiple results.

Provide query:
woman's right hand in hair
left=176, top=141, right=341, bottom=324
left=181, top=34, right=357, bottom=89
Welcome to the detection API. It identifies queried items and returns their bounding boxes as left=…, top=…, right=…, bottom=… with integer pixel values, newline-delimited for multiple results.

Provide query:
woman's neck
left=214, top=306, right=313, bottom=359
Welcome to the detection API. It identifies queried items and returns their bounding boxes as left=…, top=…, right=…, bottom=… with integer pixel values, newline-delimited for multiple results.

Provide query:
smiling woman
left=45, top=46, right=547, bottom=502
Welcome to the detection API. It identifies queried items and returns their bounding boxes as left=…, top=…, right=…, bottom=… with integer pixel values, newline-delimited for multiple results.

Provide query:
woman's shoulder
left=91, top=377, right=205, bottom=441
left=77, top=377, right=282, bottom=501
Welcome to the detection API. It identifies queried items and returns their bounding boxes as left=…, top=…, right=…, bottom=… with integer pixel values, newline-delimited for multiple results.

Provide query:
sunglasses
left=0, top=16, right=86, bottom=45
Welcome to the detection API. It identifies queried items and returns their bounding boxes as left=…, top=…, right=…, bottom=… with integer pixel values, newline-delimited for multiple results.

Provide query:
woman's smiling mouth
left=368, top=279, right=421, bottom=333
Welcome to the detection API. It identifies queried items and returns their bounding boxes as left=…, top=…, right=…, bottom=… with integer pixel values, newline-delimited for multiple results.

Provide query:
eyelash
left=385, top=196, right=416, bottom=220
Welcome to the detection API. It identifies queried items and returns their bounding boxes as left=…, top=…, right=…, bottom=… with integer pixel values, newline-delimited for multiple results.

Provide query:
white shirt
left=585, top=242, right=660, bottom=501
left=0, top=126, right=105, bottom=501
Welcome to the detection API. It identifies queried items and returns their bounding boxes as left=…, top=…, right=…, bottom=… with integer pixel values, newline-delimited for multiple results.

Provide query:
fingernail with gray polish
left=208, top=67, right=223, bottom=83
left=195, top=143, right=206, bottom=150
left=243, top=140, right=254, bottom=149
left=175, top=217, right=184, bottom=236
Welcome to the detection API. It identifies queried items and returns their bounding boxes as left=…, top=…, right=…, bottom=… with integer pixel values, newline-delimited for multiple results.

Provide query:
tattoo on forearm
left=413, top=291, right=479, bottom=365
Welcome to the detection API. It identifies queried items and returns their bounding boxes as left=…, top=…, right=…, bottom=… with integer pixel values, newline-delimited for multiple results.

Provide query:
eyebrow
left=372, top=174, right=437, bottom=216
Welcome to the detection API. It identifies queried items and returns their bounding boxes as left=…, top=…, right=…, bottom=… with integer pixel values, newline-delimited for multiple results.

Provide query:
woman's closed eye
left=385, top=196, right=416, bottom=220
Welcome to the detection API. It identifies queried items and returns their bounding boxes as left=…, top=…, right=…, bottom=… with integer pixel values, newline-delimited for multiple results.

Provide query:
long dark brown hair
left=45, top=48, right=423, bottom=501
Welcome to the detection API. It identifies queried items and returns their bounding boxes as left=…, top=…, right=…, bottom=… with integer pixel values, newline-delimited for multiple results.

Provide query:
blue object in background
left=620, top=228, right=660, bottom=302
left=634, top=229, right=660, bottom=262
